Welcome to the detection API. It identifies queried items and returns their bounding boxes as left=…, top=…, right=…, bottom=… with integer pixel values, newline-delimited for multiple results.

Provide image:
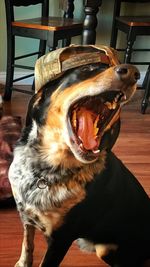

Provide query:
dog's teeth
left=112, top=102, right=117, bottom=109
left=114, top=96, right=119, bottom=102
left=105, top=101, right=117, bottom=110
left=93, top=149, right=100, bottom=154
left=122, top=94, right=127, bottom=101
left=79, top=143, right=83, bottom=149
left=94, top=115, right=100, bottom=136
left=115, top=92, right=126, bottom=102
left=72, top=110, right=77, bottom=129
left=78, top=136, right=82, bottom=141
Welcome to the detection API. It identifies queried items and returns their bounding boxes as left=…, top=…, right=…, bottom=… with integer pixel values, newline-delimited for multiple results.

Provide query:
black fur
left=42, top=152, right=150, bottom=267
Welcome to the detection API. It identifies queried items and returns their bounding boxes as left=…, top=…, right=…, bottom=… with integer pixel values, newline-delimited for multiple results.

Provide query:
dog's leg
left=39, top=227, right=73, bottom=267
left=39, top=238, right=72, bottom=267
left=15, top=224, right=35, bottom=267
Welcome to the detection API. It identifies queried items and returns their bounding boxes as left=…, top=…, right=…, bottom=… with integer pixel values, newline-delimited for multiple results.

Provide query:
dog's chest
left=9, top=145, right=85, bottom=235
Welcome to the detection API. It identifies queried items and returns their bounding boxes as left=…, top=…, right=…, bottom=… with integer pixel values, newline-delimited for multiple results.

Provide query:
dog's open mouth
left=67, top=90, right=125, bottom=161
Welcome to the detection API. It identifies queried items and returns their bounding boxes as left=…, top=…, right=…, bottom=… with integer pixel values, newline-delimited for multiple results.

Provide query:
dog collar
left=36, top=167, right=82, bottom=189
left=35, top=45, right=120, bottom=92
left=36, top=177, right=49, bottom=189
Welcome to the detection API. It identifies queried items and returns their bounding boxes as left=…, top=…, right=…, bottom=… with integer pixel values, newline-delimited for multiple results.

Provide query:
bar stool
left=4, top=0, right=83, bottom=100
left=110, top=0, right=150, bottom=113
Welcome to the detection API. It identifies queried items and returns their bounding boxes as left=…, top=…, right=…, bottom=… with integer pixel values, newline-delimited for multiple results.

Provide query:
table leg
left=82, top=0, right=102, bottom=45
left=64, top=0, right=74, bottom=18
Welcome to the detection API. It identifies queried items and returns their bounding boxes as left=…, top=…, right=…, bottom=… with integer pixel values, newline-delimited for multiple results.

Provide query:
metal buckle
left=36, top=178, right=48, bottom=189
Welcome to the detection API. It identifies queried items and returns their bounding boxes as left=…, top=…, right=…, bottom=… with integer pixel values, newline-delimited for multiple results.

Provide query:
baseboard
left=0, top=70, right=146, bottom=86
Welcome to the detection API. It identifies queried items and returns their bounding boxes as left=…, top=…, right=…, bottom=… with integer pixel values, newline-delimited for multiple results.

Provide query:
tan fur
left=15, top=225, right=35, bottom=267
left=95, top=244, right=118, bottom=258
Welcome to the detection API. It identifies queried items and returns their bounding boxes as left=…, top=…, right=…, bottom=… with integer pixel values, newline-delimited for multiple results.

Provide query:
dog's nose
left=115, top=64, right=140, bottom=84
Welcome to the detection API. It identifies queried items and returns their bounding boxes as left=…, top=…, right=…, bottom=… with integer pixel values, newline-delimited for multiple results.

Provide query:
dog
left=8, top=45, right=150, bottom=267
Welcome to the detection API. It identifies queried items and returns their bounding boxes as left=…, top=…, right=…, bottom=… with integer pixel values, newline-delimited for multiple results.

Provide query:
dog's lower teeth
left=93, top=149, right=100, bottom=154
left=115, top=92, right=126, bottom=102
left=79, top=143, right=83, bottom=149
left=122, top=94, right=127, bottom=101
left=114, top=96, right=119, bottom=102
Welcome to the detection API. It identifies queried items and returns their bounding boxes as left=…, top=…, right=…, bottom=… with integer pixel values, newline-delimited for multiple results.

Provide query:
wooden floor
left=0, top=88, right=150, bottom=267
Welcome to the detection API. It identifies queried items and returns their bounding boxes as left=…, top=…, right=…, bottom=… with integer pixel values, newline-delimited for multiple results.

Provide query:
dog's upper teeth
left=79, top=143, right=84, bottom=149
left=94, top=115, right=100, bottom=136
left=105, top=101, right=117, bottom=110
left=115, top=92, right=126, bottom=102
left=72, top=110, right=77, bottom=129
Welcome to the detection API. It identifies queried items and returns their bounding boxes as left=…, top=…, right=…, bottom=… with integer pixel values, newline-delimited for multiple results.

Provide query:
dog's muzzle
left=66, top=64, right=140, bottom=162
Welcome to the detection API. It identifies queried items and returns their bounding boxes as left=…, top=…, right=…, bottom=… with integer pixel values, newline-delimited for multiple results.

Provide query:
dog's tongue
left=77, top=108, right=99, bottom=150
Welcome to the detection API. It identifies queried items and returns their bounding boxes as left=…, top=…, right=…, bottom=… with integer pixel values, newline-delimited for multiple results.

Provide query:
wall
left=0, top=0, right=150, bottom=84
left=0, top=0, right=83, bottom=75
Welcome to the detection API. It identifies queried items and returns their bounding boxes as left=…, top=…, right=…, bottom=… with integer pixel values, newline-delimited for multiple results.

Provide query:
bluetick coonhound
left=9, top=45, right=150, bottom=267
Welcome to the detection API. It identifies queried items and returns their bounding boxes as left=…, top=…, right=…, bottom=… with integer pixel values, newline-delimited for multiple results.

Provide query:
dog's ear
left=25, top=83, right=55, bottom=127
left=25, top=94, right=38, bottom=127
left=99, top=119, right=121, bottom=151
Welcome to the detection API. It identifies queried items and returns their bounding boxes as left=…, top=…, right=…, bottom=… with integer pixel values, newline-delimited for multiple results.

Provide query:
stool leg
left=141, top=65, right=150, bottom=114
left=82, top=0, right=102, bottom=45
left=110, top=26, right=118, bottom=48
left=62, top=0, right=74, bottom=47
left=32, top=40, right=47, bottom=91
left=3, top=36, right=15, bottom=101
left=142, top=65, right=149, bottom=89
left=124, top=30, right=136, bottom=63
left=62, top=38, right=71, bottom=47
left=110, top=0, right=121, bottom=48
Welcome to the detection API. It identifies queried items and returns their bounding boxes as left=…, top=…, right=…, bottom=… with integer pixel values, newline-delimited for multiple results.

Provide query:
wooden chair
left=4, top=0, right=83, bottom=101
left=141, top=65, right=150, bottom=113
left=110, top=0, right=150, bottom=113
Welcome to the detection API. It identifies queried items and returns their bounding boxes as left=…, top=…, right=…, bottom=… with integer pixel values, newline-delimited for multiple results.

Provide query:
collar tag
left=37, top=178, right=48, bottom=189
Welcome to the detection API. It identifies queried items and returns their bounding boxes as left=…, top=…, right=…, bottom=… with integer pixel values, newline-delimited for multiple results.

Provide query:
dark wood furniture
left=141, top=65, right=150, bottom=113
left=82, top=0, right=102, bottom=44
left=110, top=0, right=150, bottom=113
left=4, top=0, right=83, bottom=101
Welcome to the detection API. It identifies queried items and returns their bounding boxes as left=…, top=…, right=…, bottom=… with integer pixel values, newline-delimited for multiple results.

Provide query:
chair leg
left=47, top=32, right=57, bottom=51
left=31, top=40, right=47, bottom=91
left=3, top=36, right=15, bottom=101
left=110, top=24, right=118, bottom=48
left=62, top=38, right=71, bottom=47
left=39, top=40, right=47, bottom=58
left=62, top=0, right=74, bottom=48
left=141, top=65, right=150, bottom=114
left=124, top=30, right=136, bottom=63
left=142, top=65, right=149, bottom=89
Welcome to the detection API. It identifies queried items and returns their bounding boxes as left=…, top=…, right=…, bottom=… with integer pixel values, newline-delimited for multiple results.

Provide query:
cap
left=35, top=44, right=120, bottom=92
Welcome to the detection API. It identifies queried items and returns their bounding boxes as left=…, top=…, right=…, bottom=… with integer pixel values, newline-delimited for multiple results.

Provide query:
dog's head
left=25, top=45, right=139, bottom=167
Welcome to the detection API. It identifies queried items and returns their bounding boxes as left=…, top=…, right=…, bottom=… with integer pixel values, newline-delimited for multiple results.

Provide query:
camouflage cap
left=35, top=44, right=120, bottom=92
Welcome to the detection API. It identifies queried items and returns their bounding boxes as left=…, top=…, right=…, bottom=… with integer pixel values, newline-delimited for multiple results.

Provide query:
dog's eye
left=81, top=65, right=96, bottom=72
